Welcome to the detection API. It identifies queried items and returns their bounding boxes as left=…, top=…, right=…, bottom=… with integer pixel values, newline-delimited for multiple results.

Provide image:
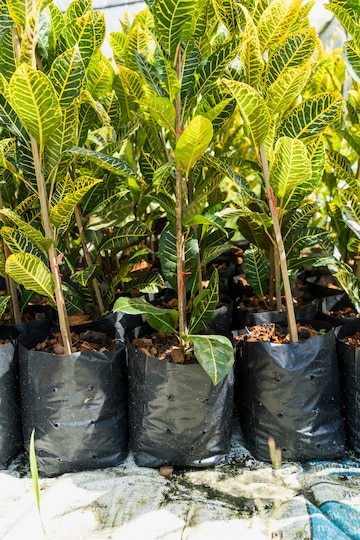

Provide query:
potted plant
left=220, top=0, right=346, bottom=461
left=0, top=0, right=134, bottom=475
left=111, top=0, right=236, bottom=468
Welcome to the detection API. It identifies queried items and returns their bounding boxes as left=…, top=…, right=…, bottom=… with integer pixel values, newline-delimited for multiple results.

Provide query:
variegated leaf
left=50, top=176, right=102, bottom=229
left=98, top=222, right=151, bottom=252
left=263, top=29, right=317, bottom=88
left=0, top=27, right=16, bottom=81
left=49, top=46, right=85, bottom=109
left=201, top=242, right=238, bottom=267
left=124, top=23, right=149, bottom=73
left=152, top=161, right=175, bottom=195
left=62, top=146, right=139, bottom=179
left=5, top=252, right=55, bottom=301
left=277, top=93, right=343, bottom=141
left=135, top=53, right=168, bottom=97
left=108, top=32, right=126, bottom=59
left=104, top=248, right=149, bottom=305
left=189, top=268, right=219, bottom=333
left=0, top=208, right=51, bottom=253
left=140, top=97, right=175, bottom=133
left=265, top=64, right=311, bottom=115
left=159, top=223, right=199, bottom=292
left=343, top=40, right=360, bottom=83
left=242, top=245, right=270, bottom=296
left=86, top=53, right=114, bottom=100
left=62, top=281, right=85, bottom=315
left=0, top=225, right=47, bottom=263
left=175, top=115, right=213, bottom=177
left=257, top=0, right=302, bottom=52
left=117, top=65, right=144, bottom=102
left=187, top=334, right=234, bottom=385
left=270, top=137, right=312, bottom=211
left=71, top=264, right=98, bottom=287
left=63, top=11, right=97, bottom=68
left=123, top=272, right=165, bottom=294
left=240, top=5, right=264, bottom=87
left=223, top=79, right=270, bottom=150
left=0, top=295, right=10, bottom=319
left=10, top=64, right=62, bottom=148
left=152, top=0, right=197, bottom=62
left=212, top=0, right=242, bottom=36
left=306, top=136, right=326, bottom=186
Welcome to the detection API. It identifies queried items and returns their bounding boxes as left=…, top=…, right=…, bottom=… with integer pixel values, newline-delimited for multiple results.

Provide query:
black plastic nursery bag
left=128, top=339, right=234, bottom=468
left=235, top=321, right=345, bottom=462
left=0, top=327, right=23, bottom=467
left=19, top=322, right=128, bottom=477
left=335, top=320, right=360, bottom=455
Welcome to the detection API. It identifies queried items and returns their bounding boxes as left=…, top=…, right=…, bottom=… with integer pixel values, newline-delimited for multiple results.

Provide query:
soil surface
left=132, top=333, right=196, bottom=364
left=32, top=330, right=117, bottom=354
left=235, top=322, right=322, bottom=344
left=341, top=331, right=360, bottom=348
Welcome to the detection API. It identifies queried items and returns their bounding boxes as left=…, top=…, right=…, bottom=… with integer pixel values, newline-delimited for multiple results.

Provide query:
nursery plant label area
left=1, top=422, right=360, bottom=540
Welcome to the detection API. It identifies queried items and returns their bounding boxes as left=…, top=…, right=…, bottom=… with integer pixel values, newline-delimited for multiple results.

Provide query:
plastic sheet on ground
left=1, top=421, right=359, bottom=540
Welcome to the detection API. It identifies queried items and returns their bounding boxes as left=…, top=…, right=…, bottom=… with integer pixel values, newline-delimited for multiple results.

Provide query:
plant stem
left=31, top=137, right=72, bottom=354
left=74, top=206, right=105, bottom=314
left=175, top=46, right=187, bottom=344
left=259, top=144, right=298, bottom=342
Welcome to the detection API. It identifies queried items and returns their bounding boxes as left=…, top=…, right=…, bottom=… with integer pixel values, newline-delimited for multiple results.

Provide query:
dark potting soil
left=32, top=330, right=118, bottom=354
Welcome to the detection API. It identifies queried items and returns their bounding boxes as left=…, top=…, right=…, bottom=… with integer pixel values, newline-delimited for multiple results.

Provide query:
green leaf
left=71, top=264, right=98, bottom=287
left=159, top=223, right=199, bottom=292
left=113, top=296, right=178, bottom=334
left=257, top=0, right=302, bottom=52
left=175, top=115, right=213, bottom=177
left=63, top=11, right=98, bottom=68
left=152, top=0, right=197, bottom=62
left=223, top=79, right=270, bottom=149
left=242, top=246, right=270, bottom=296
left=49, top=46, right=85, bottom=109
left=0, top=208, right=51, bottom=253
left=188, top=269, right=219, bottom=333
left=0, top=225, right=47, bottom=263
left=50, top=176, right=102, bottom=229
left=10, top=64, right=62, bottom=148
left=0, top=295, right=11, bottom=319
left=187, top=334, right=234, bottom=385
left=62, top=282, right=85, bottom=315
left=343, top=40, right=360, bottom=83
left=5, top=253, right=55, bottom=302
left=98, top=222, right=151, bottom=252
left=140, top=97, right=175, bottom=133
left=62, top=147, right=139, bottom=179
left=277, top=93, right=343, bottom=141
left=123, top=272, right=165, bottom=294
left=270, top=137, right=312, bottom=211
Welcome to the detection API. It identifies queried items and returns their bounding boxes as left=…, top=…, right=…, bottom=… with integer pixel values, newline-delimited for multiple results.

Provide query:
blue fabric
left=308, top=502, right=352, bottom=539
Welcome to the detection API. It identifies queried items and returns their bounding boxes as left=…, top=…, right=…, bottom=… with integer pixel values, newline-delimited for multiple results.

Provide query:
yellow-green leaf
left=174, top=116, right=213, bottom=177
left=5, top=253, right=55, bottom=302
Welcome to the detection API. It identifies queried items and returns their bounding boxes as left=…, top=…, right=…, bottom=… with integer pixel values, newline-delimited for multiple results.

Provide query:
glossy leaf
left=113, top=296, right=178, bottom=334
left=62, top=146, right=139, bottom=179
left=0, top=208, right=51, bottom=253
left=159, top=223, right=199, bottom=292
left=49, top=46, right=85, bottom=109
left=277, top=93, right=343, bottom=141
left=188, top=269, right=219, bottom=333
left=223, top=79, right=270, bottom=149
left=187, top=334, right=234, bottom=385
left=98, top=222, right=151, bottom=252
left=175, top=116, right=213, bottom=177
left=152, top=0, right=197, bottom=62
left=257, top=0, right=302, bottom=52
left=10, top=64, right=62, bottom=148
left=0, top=225, right=47, bottom=263
left=5, top=253, right=55, bottom=302
left=50, top=176, right=102, bottom=229
left=242, top=246, right=270, bottom=296
left=270, top=137, right=312, bottom=211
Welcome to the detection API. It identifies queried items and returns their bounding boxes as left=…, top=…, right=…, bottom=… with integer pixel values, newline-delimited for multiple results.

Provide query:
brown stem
left=30, top=138, right=72, bottom=353
left=259, top=144, right=298, bottom=342
left=175, top=46, right=187, bottom=343
left=74, top=206, right=105, bottom=314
